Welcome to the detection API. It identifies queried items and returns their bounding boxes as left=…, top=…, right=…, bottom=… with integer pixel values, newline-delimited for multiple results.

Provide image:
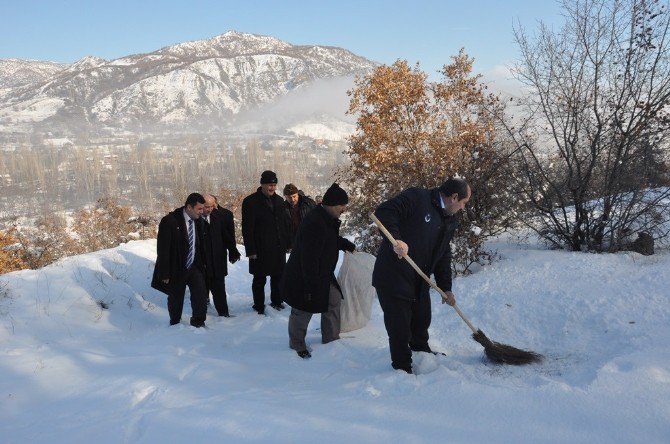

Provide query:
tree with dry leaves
left=343, top=51, right=519, bottom=272
left=72, top=197, right=155, bottom=253
left=0, top=229, right=27, bottom=274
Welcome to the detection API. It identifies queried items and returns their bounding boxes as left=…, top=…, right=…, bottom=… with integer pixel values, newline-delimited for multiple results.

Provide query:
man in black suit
left=242, top=170, right=292, bottom=314
left=372, top=178, right=470, bottom=373
left=151, top=193, right=209, bottom=328
left=202, top=194, right=241, bottom=317
left=282, top=183, right=355, bottom=359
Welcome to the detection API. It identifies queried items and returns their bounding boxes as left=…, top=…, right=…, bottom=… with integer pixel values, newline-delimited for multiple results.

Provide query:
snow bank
left=0, top=236, right=668, bottom=443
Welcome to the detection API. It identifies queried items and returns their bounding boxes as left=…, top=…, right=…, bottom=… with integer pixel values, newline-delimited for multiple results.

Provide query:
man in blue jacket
left=372, top=178, right=470, bottom=374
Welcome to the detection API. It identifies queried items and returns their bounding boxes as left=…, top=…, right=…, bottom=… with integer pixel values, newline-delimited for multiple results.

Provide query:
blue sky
left=0, top=1, right=562, bottom=77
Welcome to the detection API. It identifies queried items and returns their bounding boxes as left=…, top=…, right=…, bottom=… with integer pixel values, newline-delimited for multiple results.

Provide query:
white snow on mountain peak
left=68, top=55, right=107, bottom=71
left=0, top=32, right=376, bottom=135
left=0, top=59, right=67, bottom=89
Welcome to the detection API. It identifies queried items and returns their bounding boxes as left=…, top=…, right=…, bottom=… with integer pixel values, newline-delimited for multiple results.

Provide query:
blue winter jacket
left=372, top=188, right=459, bottom=301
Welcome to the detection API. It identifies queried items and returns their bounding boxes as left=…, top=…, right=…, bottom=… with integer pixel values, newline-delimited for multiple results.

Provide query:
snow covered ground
left=1, top=236, right=669, bottom=443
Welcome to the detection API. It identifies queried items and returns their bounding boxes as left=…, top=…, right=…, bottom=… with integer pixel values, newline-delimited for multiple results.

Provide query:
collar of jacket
left=170, top=207, right=185, bottom=218
left=256, top=187, right=278, bottom=200
left=316, top=205, right=342, bottom=229
left=431, top=188, right=458, bottom=222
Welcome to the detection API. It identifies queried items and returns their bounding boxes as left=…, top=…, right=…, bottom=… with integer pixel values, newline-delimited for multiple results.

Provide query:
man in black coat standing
left=372, top=178, right=471, bottom=373
left=151, top=193, right=209, bottom=328
left=242, top=170, right=292, bottom=314
left=282, top=183, right=356, bottom=359
left=203, top=194, right=241, bottom=317
left=283, top=183, right=316, bottom=246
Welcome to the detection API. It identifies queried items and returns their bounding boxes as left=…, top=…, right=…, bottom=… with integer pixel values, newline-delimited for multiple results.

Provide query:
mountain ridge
left=0, top=31, right=376, bottom=137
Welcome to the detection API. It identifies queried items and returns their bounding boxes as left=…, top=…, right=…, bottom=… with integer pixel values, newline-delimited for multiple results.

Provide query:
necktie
left=186, top=219, right=195, bottom=269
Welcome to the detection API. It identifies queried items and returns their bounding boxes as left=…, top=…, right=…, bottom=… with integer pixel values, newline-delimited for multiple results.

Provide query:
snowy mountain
left=0, top=59, right=67, bottom=89
left=1, top=235, right=669, bottom=442
left=0, top=31, right=375, bottom=136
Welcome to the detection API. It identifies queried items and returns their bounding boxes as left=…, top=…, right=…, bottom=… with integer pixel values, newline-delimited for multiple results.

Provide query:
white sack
left=338, top=251, right=376, bottom=332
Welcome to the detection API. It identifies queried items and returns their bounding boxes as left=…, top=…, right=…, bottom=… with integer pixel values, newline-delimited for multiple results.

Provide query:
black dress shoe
left=412, top=346, right=446, bottom=356
left=169, top=319, right=180, bottom=326
left=189, top=318, right=206, bottom=328
left=392, top=363, right=413, bottom=374
left=270, top=303, right=285, bottom=311
left=297, top=350, right=312, bottom=359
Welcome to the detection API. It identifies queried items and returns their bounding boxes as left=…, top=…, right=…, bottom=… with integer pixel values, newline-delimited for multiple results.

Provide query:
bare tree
left=511, top=0, right=670, bottom=252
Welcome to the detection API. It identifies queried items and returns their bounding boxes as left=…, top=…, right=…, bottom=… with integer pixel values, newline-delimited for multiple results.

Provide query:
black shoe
left=410, top=344, right=432, bottom=353
left=218, top=312, right=231, bottom=317
left=392, top=363, right=413, bottom=374
left=297, top=350, right=312, bottom=359
left=411, top=345, right=447, bottom=356
left=270, top=303, right=285, bottom=311
left=169, top=319, right=180, bottom=326
left=190, top=318, right=206, bottom=328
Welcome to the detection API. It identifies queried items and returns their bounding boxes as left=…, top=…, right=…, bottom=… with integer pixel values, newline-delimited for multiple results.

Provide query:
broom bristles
left=472, top=329, right=543, bottom=365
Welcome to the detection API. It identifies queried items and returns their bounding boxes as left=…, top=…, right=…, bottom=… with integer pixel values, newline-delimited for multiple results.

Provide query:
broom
left=371, top=213, right=543, bottom=365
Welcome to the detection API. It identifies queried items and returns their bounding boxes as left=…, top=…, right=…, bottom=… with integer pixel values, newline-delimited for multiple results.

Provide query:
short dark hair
left=185, top=193, right=205, bottom=207
left=439, top=178, right=470, bottom=200
left=283, top=183, right=299, bottom=196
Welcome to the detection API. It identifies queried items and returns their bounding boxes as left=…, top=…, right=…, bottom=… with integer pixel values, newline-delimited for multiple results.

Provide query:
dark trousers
left=377, top=289, right=432, bottom=371
left=251, top=274, right=282, bottom=309
left=288, top=283, right=342, bottom=351
left=168, top=267, right=208, bottom=325
left=210, top=278, right=229, bottom=316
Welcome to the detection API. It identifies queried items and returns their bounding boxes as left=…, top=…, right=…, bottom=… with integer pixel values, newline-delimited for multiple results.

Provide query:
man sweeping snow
left=372, top=178, right=470, bottom=374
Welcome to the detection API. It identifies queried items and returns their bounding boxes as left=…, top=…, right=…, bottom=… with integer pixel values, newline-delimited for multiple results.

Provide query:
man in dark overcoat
left=203, top=194, right=241, bottom=317
left=372, top=178, right=471, bottom=373
left=282, top=183, right=355, bottom=359
left=283, top=183, right=316, bottom=246
left=151, top=193, right=209, bottom=327
left=242, top=170, right=292, bottom=314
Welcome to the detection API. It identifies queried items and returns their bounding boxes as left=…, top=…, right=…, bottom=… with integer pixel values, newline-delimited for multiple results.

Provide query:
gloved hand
left=341, top=239, right=356, bottom=253
left=229, top=250, right=241, bottom=264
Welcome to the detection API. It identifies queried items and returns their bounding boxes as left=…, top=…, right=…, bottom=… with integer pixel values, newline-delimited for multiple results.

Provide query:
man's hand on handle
left=441, top=290, right=456, bottom=306
left=393, top=240, right=409, bottom=259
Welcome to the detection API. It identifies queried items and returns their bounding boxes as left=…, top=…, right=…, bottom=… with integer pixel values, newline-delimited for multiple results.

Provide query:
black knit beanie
left=260, top=170, right=278, bottom=184
left=321, top=183, right=349, bottom=206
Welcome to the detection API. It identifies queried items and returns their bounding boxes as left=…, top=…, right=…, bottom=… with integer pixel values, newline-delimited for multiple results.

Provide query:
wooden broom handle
left=370, top=213, right=478, bottom=334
